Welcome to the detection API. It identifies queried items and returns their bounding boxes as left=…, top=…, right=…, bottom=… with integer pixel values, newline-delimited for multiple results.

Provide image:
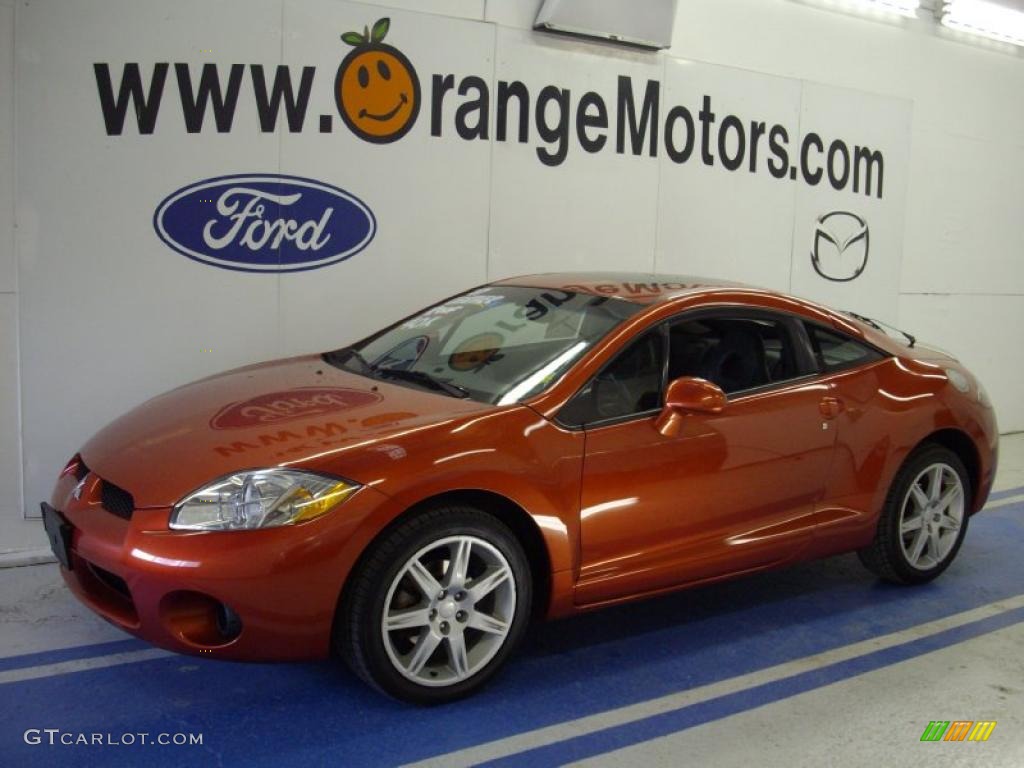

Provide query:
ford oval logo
left=210, top=387, right=383, bottom=430
left=154, top=174, right=376, bottom=273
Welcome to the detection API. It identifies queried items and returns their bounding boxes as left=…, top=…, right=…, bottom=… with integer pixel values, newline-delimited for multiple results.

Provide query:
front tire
left=859, top=443, right=971, bottom=585
left=337, top=505, right=531, bottom=704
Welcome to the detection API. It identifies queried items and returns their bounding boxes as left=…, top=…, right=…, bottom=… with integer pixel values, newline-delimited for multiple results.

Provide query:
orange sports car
left=43, top=274, right=998, bottom=703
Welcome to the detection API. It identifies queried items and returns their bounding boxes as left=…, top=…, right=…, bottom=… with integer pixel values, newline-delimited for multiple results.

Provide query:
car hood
left=81, top=354, right=493, bottom=508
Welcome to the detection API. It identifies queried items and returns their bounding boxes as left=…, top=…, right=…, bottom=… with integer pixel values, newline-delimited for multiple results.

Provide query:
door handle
left=819, top=396, right=844, bottom=419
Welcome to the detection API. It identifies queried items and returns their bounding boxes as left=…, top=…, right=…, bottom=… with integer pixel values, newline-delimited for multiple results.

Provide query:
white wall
left=0, top=0, right=26, bottom=554
left=1, top=0, right=1020, bottom=554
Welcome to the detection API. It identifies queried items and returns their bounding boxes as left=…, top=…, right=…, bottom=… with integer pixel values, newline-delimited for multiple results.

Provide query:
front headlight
left=170, top=470, right=359, bottom=531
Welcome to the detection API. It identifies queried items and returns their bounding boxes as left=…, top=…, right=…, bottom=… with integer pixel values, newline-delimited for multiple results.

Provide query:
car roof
left=492, top=272, right=753, bottom=306
left=493, top=271, right=914, bottom=358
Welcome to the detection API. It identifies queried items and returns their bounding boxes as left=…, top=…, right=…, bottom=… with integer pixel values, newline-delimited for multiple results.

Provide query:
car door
left=566, top=309, right=838, bottom=606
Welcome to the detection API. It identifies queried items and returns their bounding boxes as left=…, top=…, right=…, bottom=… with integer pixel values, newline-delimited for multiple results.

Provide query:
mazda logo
left=811, top=210, right=869, bottom=283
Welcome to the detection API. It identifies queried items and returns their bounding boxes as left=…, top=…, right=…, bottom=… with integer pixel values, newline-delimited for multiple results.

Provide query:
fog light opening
left=215, top=602, right=242, bottom=641
left=159, top=590, right=243, bottom=648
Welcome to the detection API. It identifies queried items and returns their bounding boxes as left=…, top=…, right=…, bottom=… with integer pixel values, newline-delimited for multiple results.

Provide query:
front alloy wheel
left=382, top=535, right=516, bottom=687
left=338, top=506, right=531, bottom=703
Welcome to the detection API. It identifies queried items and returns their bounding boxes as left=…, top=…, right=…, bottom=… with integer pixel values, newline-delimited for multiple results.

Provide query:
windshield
left=326, top=285, right=643, bottom=404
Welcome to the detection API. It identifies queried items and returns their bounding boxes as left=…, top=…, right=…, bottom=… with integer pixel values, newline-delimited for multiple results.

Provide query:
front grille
left=73, top=458, right=89, bottom=481
left=100, top=480, right=134, bottom=519
left=88, top=562, right=131, bottom=600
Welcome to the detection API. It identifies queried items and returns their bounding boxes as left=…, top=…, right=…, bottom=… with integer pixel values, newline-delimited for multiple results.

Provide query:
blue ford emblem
left=153, top=174, right=376, bottom=273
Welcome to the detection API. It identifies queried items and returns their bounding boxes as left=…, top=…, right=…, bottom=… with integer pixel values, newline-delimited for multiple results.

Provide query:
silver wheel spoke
left=927, top=465, right=944, bottom=502
left=406, top=631, right=441, bottom=676
left=385, top=607, right=432, bottom=632
left=407, top=559, right=442, bottom=599
left=938, top=513, right=961, bottom=531
left=468, top=612, right=509, bottom=635
left=908, top=527, right=928, bottom=565
left=901, top=514, right=924, bottom=535
left=928, top=527, right=943, bottom=558
left=447, top=632, right=470, bottom=680
left=937, top=484, right=962, bottom=513
left=468, top=566, right=511, bottom=605
left=909, top=484, right=929, bottom=510
left=446, top=538, right=473, bottom=587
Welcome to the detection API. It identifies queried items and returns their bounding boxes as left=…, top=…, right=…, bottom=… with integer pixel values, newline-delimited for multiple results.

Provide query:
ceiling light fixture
left=940, top=0, right=1024, bottom=46
left=815, top=0, right=922, bottom=17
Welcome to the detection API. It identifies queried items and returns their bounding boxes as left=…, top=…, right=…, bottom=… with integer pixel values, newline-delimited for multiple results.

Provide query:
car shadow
left=520, top=552, right=891, bottom=657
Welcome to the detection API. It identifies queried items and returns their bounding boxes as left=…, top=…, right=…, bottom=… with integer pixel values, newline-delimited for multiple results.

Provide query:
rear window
left=806, top=324, right=884, bottom=373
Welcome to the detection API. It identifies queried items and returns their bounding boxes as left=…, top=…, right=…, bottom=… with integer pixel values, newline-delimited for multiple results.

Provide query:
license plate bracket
left=41, top=503, right=73, bottom=570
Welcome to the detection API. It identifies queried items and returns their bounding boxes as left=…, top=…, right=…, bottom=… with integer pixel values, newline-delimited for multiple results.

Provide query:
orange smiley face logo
left=335, top=18, right=420, bottom=144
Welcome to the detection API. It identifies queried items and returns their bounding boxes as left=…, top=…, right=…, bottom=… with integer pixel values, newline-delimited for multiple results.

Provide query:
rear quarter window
left=806, top=323, right=885, bottom=373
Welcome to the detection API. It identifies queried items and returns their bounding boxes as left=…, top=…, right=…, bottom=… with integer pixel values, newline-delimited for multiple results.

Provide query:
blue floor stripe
left=0, top=639, right=149, bottom=673
left=0, top=502, right=1021, bottom=766
left=480, top=605, right=1024, bottom=767
left=988, top=484, right=1024, bottom=501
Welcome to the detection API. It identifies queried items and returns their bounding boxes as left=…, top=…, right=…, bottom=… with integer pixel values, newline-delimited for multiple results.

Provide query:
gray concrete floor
left=575, top=623, right=1024, bottom=768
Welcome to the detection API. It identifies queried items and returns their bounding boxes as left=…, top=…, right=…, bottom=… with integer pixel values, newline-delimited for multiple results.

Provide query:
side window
left=559, top=330, right=664, bottom=426
left=667, top=315, right=800, bottom=395
left=806, top=324, right=883, bottom=372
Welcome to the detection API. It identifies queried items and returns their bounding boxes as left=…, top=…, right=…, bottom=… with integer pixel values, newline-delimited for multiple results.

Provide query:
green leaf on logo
left=341, top=31, right=364, bottom=46
left=371, top=17, right=391, bottom=43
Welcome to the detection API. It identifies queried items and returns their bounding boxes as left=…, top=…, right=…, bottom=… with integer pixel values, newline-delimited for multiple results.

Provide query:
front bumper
left=48, top=468, right=388, bottom=661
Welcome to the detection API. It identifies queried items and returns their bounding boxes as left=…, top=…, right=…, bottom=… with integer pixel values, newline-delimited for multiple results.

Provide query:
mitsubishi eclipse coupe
left=44, top=273, right=998, bottom=703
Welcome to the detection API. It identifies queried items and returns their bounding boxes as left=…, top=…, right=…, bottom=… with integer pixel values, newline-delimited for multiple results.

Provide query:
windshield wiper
left=324, top=348, right=471, bottom=398
left=373, top=368, right=471, bottom=398
left=845, top=311, right=916, bottom=348
left=323, top=347, right=374, bottom=373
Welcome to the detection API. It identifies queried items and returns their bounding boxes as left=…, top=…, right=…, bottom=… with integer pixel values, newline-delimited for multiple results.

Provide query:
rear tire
left=337, top=505, right=531, bottom=704
left=858, top=443, right=970, bottom=585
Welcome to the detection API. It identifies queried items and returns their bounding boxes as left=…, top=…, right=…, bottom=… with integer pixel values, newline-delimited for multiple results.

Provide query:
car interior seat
left=696, top=324, right=769, bottom=393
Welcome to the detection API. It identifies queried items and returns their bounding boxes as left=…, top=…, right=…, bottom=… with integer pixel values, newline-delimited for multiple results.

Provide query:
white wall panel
left=357, top=0, right=485, bottom=22
left=0, top=1, right=27, bottom=549
left=17, top=0, right=286, bottom=516
left=0, top=295, right=33, bottom=551
left=670, top=0, right=1024, bottom=147
left=789, top=83, right=912, bottom=322
left=0, top=3, right=13, bottom=293
left=901, top=130, right=1024, bottom=296
left=488, top=29, right=661, bottom=278
left=655, top=59, right=802, bottom=292
left=899, top=293, right=1023, bottom=432
left=484, top=0, right=541, bottom=30
left=278, top=2, right=493, bottom=353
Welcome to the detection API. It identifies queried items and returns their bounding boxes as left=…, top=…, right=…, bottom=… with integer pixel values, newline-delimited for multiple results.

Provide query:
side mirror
left=654, top=376, right=727, bottom=437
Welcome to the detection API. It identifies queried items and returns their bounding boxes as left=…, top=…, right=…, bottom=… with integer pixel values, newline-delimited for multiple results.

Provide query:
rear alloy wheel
left=859, top=444, right=971, bottom=585
left=339, top=506, right=530, bottom=703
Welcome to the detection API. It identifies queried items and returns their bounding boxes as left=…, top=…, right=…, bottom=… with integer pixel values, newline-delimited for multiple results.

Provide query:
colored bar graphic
left=944, top=721, right=973, bottom=741
left=920, top=720, right=996, bottom=742
left=921, top=721, right=949, bottom=741
left=968, top=721, right=997, bottom=742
